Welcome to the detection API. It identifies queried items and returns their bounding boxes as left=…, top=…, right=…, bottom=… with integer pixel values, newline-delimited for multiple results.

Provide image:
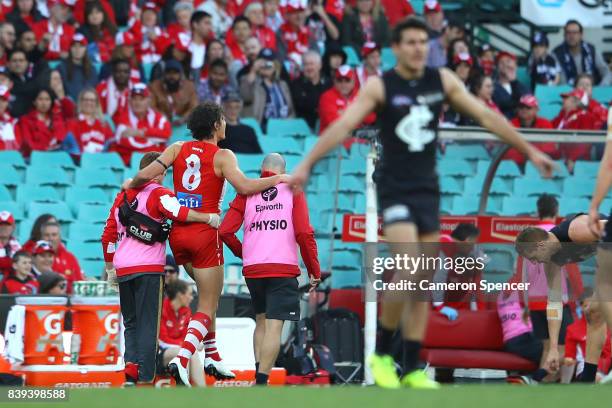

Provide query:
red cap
left=519, top=94, right=538, bottom=108
left=131, top=83, right=150, bottom=97
left=361, top=42, right=380, bottom=58
left=143, top=2, right=159, bottom=12
left=0, top=85, right=10, bottom=101
left=72, top=33, right=88, bottom=46
left=495, top=50, right=517, bottom=65
left=33, top=240, right=54, bottom=255
left=561, top=88, right=588, bottom=105
left=424, top=0, right=442, bottom=13
left=286, top=0, right=305, bottom=13
left=49, top=0, right=73, bottom=8
left=115, top=31, right=135, bottom=47
left=452, top=52, right=473, bottom=67
left=0, top=210, right=14, bottom=225
left=335, top=65, right=355, bottom=81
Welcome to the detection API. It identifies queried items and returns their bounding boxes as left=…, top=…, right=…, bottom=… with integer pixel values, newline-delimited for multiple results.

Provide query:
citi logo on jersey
left=177, top=192, right=203, bottom=208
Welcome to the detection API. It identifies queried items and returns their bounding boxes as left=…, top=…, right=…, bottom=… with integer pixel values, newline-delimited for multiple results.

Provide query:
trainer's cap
left=424, top=0, right=442, bottom=14
left=335, top=65, right=355, bottom=81
left=131, top=83, right=150, bottom=98
left=33, top=240, right=54, bottom=255
left=495, top=50, right=516, bottom=65
left=286, top=0, right=305, bottom=13
left=561, top=88, right=588, bottom=105
left=361, top=42, right=380, bottom=58
left=0, top=211, right=14, bottom=225
left=532, top=32, right=549, bottom=47
left=222, top=91, right=242, bottom=103
left=519, top=94, right=538, bottom=108
left=72, top=33, right=88, bottom=46
left=164, top=59, right=183, bottom=73
left=0, top=85, right=11, bottom=101
left=143, top=2, right=159, bottom=12
left=453, top=52, right=473, bottom=67
left=115, top=31, right=136, bottom=47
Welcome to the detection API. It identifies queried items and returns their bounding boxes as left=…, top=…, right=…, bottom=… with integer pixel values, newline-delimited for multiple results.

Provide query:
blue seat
left=75, top=169, right=119, bottom=188
left=559, top=198, right=590, bottom=216
left=343, top=46, right=360, bottom=67
left=241, top=117, right=265, bottom=139
left=381, top=47, right=396, bottom=70
left=493, top=160, right=521, bottom=178
left=267, top=118, right=312, bottom=138
left=438, top=159, right=473, bottom=177
left=30, top=151, right=76, bottom=169
left=77, top=203, right=109, bottom=224
left=16, top=186, right=60, bottom=204
left=68, top=223, right=103, bottom=242
left=451, top=196, right=500, bottom=215
left=535, top=85, right=572, bottom=119
left=28, top=202, right=74, bottom=222
left=573, top=161, right=600, bottom=178
left=258, top=137, right=302, bottom=156
left=525, top=160, right=569, bottom=179
left=68, top=241, right=103, bottom=261
left=513, top=178, right=562, bottom=197
left=444, top=144, right=490, bottom=161
left=80, top=260, right=104, bottom=278
left=80, top=152, right=125, bottom=170
left=0, top=201, right=24, bottom=220
left=284, top=156, right=302, bottom=173
left=142, top=62, right=154, bottom=83
left=563, top=177, right=595, bottom=198
left=501, top=197, right=537, bottom=216
left=440, top=195, right=454, bottom=214
left=332, top=249, right=362, bottom=271
left=440, top=176, right=462, bottom=195
left=171, top=124, right=190, bottom=141
left=0, top=185, right=11, bottom=201
left=593, top=86, right=612, bottom=105
left=25, top=167, right=71, bottom=187
left=0, top=151, right=26, bottom=168
left=341, top=158, right=366, bottom=176
left=517, top=66, right=531, bottom=90
left=236, top=153, right=264, bottom=174
left=130, top=152, right=146, bottom=170
left=65, top=187, right=109, bottom=213
left=331, top=270, right=362, bottom=288
left=0, top=164, right=23, bottom=186
left=484, top=247, right=515, bottom=274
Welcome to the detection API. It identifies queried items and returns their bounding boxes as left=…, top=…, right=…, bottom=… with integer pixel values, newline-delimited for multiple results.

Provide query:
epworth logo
left=261, top=187, right=278, bottom=202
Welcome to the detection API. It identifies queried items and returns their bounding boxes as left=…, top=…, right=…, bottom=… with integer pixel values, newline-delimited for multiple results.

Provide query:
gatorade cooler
left=71, top=296, right=121, bottom=365
left=16, top=297, right=68, bottom=365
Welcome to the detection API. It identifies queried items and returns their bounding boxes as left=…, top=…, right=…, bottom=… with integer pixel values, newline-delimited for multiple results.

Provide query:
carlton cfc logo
left=261, top=187, right=278, bottom=202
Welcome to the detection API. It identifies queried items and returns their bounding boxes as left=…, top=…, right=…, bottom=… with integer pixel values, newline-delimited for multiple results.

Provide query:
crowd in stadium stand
left=0, top=1, right=610, bottom=287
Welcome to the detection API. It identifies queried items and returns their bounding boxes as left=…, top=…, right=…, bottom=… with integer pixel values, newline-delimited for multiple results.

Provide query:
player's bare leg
left=253, top=314, right=266, bottom=372
left=256, top=319, right=284, bottom=385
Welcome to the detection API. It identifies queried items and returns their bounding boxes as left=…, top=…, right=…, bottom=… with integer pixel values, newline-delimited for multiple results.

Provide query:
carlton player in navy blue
left=290, top=17, right=555, bottom=389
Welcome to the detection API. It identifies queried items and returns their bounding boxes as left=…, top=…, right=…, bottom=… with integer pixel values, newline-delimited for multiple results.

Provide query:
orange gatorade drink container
left=16, top=297, right=68, bottom=365
left=71, top=296, right=121, bottom=365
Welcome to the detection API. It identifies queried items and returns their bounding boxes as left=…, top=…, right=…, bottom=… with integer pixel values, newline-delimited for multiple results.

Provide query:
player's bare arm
left=440, top=68, right=555, bottom=177
left=185, top=211, right=220, bottom=228
left=127, top=142, right=183, bottom=189
left=214, top=149, right=289, bottom=195
left=291, top=76, right=384, bottom=191
left=543, top=261, right=563, bottom=372
left=589, top=107, right=612, bottom=236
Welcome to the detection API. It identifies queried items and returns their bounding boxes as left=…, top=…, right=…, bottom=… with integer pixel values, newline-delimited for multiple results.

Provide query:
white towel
left=3, top=305, right=25, bottom=364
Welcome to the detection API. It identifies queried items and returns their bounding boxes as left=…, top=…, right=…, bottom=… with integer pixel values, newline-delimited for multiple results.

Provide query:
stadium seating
left=535, top=85, right=571, bottom=119
left=30, top=151, right=76, bottom=170
left=562, top=177, right=595, bottom=198
left=75, top=169, right=120, bottom=189
left=524, top=160, right=569, bottom=179
left=258, top=137, right=302, bottom=156
left=80, top=260, right=104, bottom=278
left=80, top=152, right=125, bottom=171
left=0, top=201, right=24, bottom=220
left=559, top=198, right=591, bottom=216
left=500, top=197, right=537, bottom=216
left=513, top=178, right=562, bottom=197
left=77, top=203, right=110, bottom=224
left=68, top=223, right=104, bottom=242
left=438, top=159, right=474, bottom=177
left=28, top=202, right=73, bottom=222
left=267, top=118, right=312, bottom=138
left=25, top=167, right=71, bottom=187
left=343, top=46, right=360, bottom=67
left=573, top=161, right=600, bottom=178
left=67, top=241, right=103, bottom=261
left=0, top=150, right=26, bottom=168
left=443, top=144, right=490, bottom=161
left=0, top=185, right=11, bottom=202
left=16, top=186, right=61, bottom=205
left=65, top=187, right=109, bottom=213
left=241, top=117, right=265, bottom=139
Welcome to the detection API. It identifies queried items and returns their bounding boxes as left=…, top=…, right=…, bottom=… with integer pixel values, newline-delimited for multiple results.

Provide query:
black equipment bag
left=118, top=191, right=170, bottom=245
left=312, top=308, right=363, bottom=383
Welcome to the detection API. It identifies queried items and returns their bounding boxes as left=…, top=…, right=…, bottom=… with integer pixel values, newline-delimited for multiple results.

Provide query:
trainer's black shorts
left=504, top=332, right=544, bottom=365
left=245, top=277, right=300, bottom=321
left=530, top=306, right=573, bottom=345
left=377, top=186, right=440, bottom=233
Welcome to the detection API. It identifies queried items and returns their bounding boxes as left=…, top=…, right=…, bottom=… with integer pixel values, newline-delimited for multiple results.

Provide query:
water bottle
left=70, top=334, right=81, bottom=365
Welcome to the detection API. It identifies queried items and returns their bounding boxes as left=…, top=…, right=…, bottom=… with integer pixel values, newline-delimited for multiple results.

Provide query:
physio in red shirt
left=318, top=65, right=375, bottom=147
left=41, top=221, right=84, bottom=294
left=159, top=279, right=193, bottom=347
left=110, top=83, right=171, bottom=165
left=1, top=251, right=39, bottom=295
left=506, top=95, right=559, bottom=166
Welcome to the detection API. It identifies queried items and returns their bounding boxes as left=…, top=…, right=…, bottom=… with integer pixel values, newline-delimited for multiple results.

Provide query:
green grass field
left=14, top=385, right=612, bottom=408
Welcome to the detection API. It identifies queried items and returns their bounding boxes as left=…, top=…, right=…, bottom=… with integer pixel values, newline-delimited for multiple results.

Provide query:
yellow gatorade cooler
left=70, top=296, right=121, bottom=365
left=16, top=297, right=68, bottom=365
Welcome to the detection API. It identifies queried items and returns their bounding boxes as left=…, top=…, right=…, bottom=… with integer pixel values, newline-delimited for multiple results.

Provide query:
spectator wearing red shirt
left=356, top=42, right=381, bottom=87
left=17, top=87, right=69, bottom=157
left=552, top=88, right=597, bottom=172
left=506, top=95, right=559, bottom=166
left=96, top=59, right=133, bottom=122
left=32, top=0, right=75, bottom=60
left=0, top=211, right=21, bottom=278
left=156, top=279, right=206, bottom=386
left=226, top=16, right=252, bottom=68
left=245, top=2, right=277, bottom=51
left=41, top=221, right=84, bottom=294
left=0, top=85, right=20, bottom=151
left=130, top=2, right=171, bottom=65
left=167, top=2, right=195, bottom=45
left=77, top=1, right=117, bottom=64
left=380, top=0, right=414, bottom=27
left=111, top=83, right=171, bottom=164
left=477, top=43, right=495, bottom=76
left=73, top=0, right=116, bottom=26
left=470, top=74, right=502, bottom=115
left=451, top=52, right=473, bottom=85
left=100, top=32, right=143, bottom=83
left=575, top=73, right=607, bottom=130
left=30, top=240, right=56, bottom=277
left=199, top=39, right=227, bottom=81
left=6, top=0, right=44, bottom=32
left=1, top=251, right=39, bottom=294
left=318, top=65, right=375, bottom=145
left=67, top=88, right=114, bottom=154
left=277, top=2, right=311, bottom=62
left=21, top=214, right=57, bottom=254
